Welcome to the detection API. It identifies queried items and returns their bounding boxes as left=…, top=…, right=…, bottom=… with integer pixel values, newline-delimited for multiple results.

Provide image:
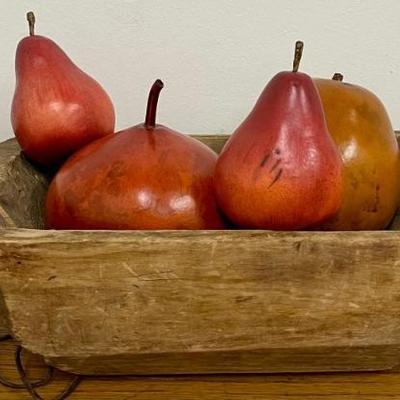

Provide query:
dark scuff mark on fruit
left=372, top=183, right=380, bottom=212
left=268, top=168, right=283, bottom=188
left=107, top=161, right=125, bottom=179
left=270, top=159, right=281, bottom=172
left=363, top=183, right=380, bottom=213
left=260, top=153, right=270, bottom=167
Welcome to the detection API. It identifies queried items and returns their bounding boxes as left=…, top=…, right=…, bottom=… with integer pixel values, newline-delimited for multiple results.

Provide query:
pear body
left=45, top=125, right=224, bottom=229
left=314, top=78, right=400, bottom=230
left=215, top=71, right=343, bottom=230
left=12, top=35, right=115, bottom=166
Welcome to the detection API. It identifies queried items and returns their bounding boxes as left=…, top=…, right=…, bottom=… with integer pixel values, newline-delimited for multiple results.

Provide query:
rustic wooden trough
left=0, top=135, right=400, bottom=375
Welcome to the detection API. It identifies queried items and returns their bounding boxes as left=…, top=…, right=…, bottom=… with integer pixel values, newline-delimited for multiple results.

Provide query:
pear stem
left=144, top=79, right=164, bottom=129
left=292, top=41, right=304, bottom=73
left=27, top=11, right=35, bottom=36
left=332, top=73, right=344, bottom=82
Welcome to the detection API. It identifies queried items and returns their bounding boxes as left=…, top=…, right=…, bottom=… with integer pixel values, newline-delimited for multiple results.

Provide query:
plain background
left=1, top=0, right=400, bottom=140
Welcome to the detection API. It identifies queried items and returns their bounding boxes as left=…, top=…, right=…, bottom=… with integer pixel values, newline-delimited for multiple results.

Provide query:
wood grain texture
left=0, top=296, right=9, bottom=337
left=1, top=339, right=400, bottom=400
left=0, top=139, right=49, bottom=229
left=0, top=138, right=51, bottom=336
left=1, top=229, right=400, bottom=374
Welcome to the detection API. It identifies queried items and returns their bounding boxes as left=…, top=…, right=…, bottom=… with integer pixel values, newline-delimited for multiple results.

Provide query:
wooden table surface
left=1, top=339, right=400, bottom=400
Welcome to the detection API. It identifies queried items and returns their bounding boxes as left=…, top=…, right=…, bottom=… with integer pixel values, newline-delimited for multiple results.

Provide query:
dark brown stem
left=27, top=11, right=35, bottom=36
left=144, top=79, right=164, bottom=129
left=292, top=41, right=304, bottom=73
left=332, top=73, right=344, bottom=82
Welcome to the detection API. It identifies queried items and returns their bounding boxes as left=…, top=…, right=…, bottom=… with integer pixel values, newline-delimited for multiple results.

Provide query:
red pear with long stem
left=215, top=41, right=344, bottom=230
left=45, top=80, right=224, bottom=230
left=11, top=12, right=115, bottom=166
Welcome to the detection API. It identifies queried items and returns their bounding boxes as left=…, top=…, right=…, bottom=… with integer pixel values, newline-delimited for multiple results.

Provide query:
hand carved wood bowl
left=0, top=135, right=399, bottom=375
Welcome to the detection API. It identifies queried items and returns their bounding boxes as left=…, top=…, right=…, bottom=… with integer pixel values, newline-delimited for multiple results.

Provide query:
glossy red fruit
left=45, top=80, right=224, bottom=230
left=11, top=12, right=115, bottom=166
left=215, top=42, right=344, bottom=230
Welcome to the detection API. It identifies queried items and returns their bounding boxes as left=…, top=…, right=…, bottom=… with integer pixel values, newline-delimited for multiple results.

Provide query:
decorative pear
left=214, top=42, right=344, bottom=230
left=11, top=12, right=115, bottom=166
left=45, top=80, right=224, bottom=230
left=314, top=73, right=400, bottom=230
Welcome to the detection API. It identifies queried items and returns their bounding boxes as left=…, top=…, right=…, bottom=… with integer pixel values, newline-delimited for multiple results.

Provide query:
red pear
left=45, top=80, right=224, bottom=230
left=215, top=42, right=344, bottom=230
left=11, top=12, right=115, bottom=166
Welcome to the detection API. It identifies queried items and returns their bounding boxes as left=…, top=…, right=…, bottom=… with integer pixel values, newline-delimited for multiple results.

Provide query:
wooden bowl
left=0, top=135, right=399, bottom=375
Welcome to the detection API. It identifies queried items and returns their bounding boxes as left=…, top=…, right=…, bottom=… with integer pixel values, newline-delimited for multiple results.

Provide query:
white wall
left=1, top=0, right=400, bottom=140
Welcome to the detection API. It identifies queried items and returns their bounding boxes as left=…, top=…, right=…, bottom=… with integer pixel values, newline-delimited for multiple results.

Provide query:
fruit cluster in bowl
left=12, top=12, right=400, bottom=231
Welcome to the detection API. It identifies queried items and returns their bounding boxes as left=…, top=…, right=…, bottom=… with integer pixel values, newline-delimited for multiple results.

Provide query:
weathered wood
left=0, top=138, right=51, bottom=335
left=0, top=139, right=49, bottom=229
left=0, top=140, right=32, bottom=335
left=0, top=295, right=9, bottom=337
left=191, top=134, right=228, bottom=154
left=0, top=304, right=7, bottom=337
left=0, top=229, right=400, bottom=375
